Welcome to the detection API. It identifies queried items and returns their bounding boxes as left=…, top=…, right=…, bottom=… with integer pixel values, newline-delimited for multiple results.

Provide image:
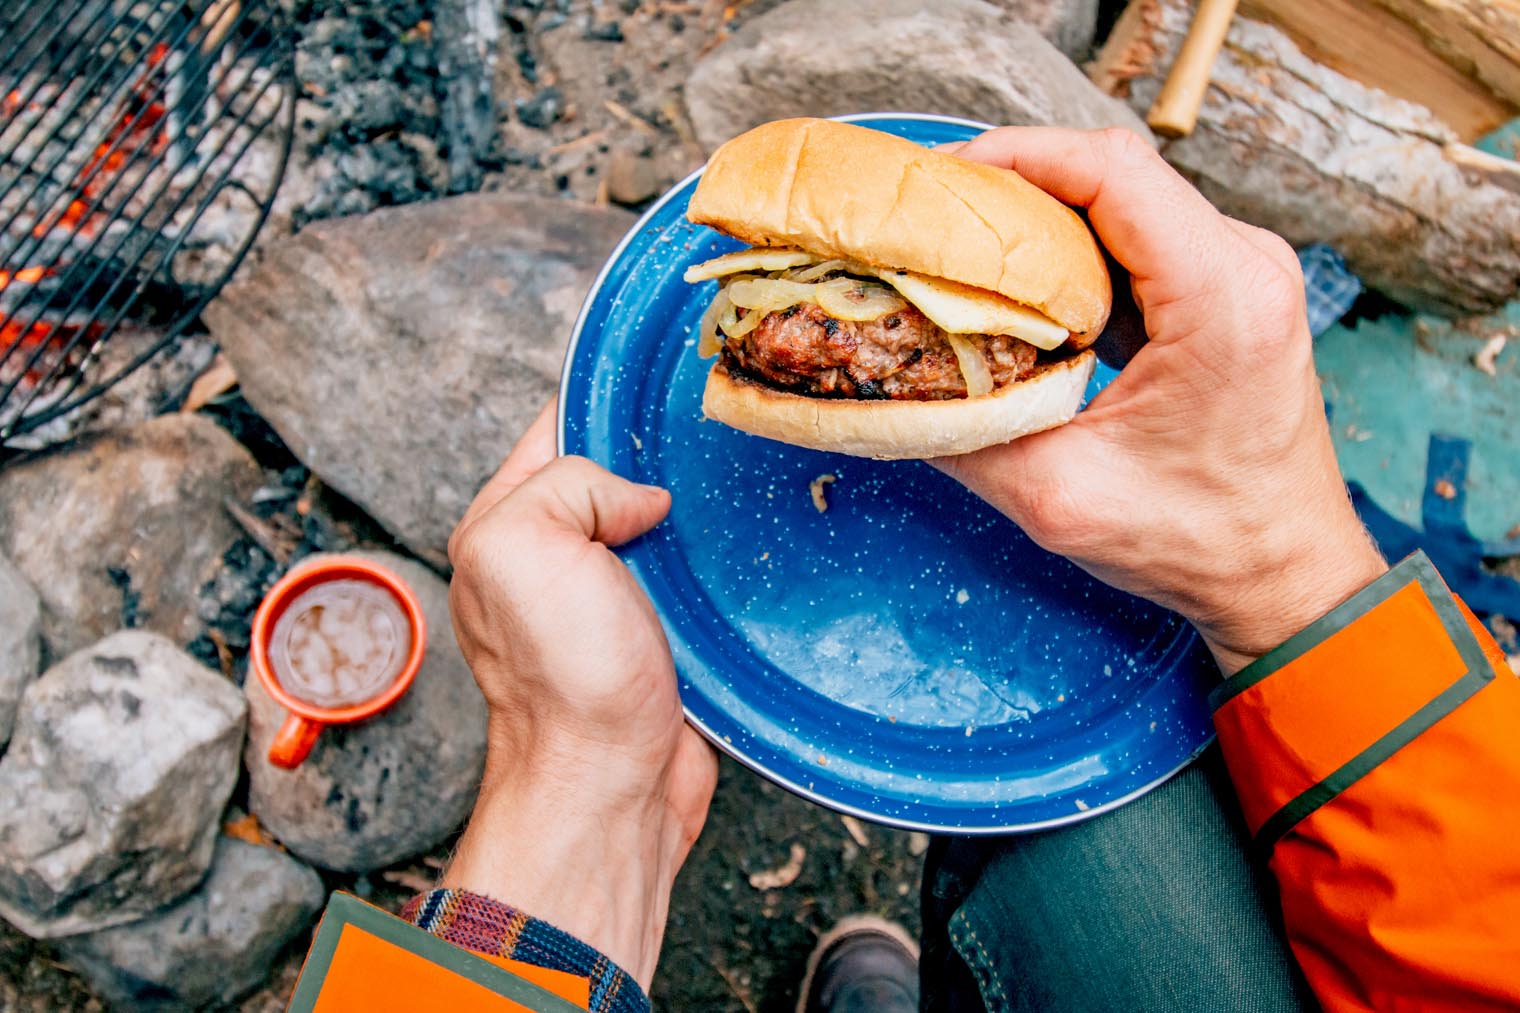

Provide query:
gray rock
left=684, top=0, right=1150, bottom=154
left=204, top=193, right=634, bottom=567
left=0, top=631, right=246, bottom=938
left=58, top=837, right=325, bottom=1012
left=990, top=0, right=1099, bottom=60
left=0, top=414, right=261, bottom=659
left=0, top=554, right=41, bottom=749
left=244, top=551, right=487, bottom=872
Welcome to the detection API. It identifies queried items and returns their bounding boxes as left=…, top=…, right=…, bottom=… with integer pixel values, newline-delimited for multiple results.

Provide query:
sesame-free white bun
left=687, top=118, right=1112, bottom=344
left=702, top=350, right=1097, bottom=460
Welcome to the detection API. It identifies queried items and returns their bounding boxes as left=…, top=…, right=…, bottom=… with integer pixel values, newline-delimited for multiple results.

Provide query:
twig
left=706, top=955, right=759, bottom=1013
left=603, top=99, right=658, bottom=134
left=222, top=496, right=296, bottom=564
left=546, top=127, right=609, bottom=157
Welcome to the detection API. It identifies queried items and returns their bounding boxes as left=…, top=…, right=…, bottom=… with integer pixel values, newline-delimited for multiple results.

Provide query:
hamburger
left=682, top=118, right=1111, bottom=460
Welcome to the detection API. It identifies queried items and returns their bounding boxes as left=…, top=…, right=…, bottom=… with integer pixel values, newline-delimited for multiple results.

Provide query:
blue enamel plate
left=559, top=113, right=1217, bottom=833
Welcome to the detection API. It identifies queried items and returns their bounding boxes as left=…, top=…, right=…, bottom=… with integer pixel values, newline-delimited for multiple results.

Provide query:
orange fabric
left=1215, top=569, right=1520, bottom=1011
left=1213, top=580, right=1467, bottom=835
left=310, top=923, right=590, bottom=1012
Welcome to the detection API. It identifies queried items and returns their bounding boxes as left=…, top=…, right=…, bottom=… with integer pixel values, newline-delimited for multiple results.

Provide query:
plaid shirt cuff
left=401, top=889, right=650, bottom=1013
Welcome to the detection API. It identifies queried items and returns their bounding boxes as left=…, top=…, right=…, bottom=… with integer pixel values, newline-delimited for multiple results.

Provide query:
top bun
left=687, top=118, right=1111, bottom=344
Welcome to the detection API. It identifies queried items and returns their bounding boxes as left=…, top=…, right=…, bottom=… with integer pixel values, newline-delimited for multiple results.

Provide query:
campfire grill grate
left=0, top=0, right=294, bottom=444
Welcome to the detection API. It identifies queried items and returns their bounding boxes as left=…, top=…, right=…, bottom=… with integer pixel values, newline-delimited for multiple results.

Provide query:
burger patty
left=723, top=301, right=1037, bottom=401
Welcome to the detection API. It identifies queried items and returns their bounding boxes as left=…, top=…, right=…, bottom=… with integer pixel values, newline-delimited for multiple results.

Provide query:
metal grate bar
left=0, top=8, right=273, bottom=405
left=0, top=0, right=293, bottom=443
left=0, top=5, right=209, bottom=244
left=0, top=1, right=114, bottom=95
left=18, top=88, right=293, bottom=428
left=0, top=0, right=264, bottom=352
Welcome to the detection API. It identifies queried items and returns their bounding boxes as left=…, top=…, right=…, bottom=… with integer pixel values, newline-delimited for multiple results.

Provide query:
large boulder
left=0, top=553, right=41, bottom=749
left=992, top=0, right=1100, bottom=60
left=683, top=0, right=1150, bottom=153
left=244, top=551, right=488, bottom=872
left=0, top=414, right=261, bottom=659
left=0, top=631, right=246, bottom=937
left=204, top=193, right=635, bottom=568
left=58, top=837, right=325, bottom=1012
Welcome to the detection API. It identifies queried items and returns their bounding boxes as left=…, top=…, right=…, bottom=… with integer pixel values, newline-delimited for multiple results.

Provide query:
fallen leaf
left=222, top=813, right=279, bottom=849
left=180, top=354, right=238, bottom=413
left=1434, top=479, right=1458, bottom=500
left=380, top=869, right=436, bottom=893
left=748, top=842, right=805, bottom=890
left=907, top=832, right=930, bottom=857
left=1474, top=334, right=1507, bottom=376
left=840, top=815, right=869, bottom=848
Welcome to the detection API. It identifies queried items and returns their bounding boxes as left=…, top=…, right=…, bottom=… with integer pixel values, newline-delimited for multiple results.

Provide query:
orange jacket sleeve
left=1211, top=552, right=1520, bottom=1011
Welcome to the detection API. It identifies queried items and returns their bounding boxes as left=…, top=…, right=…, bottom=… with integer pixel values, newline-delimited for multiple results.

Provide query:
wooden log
left=1238, top=0, right=1519, bottom=140
left=1092, top=0, right=1520, bottom=316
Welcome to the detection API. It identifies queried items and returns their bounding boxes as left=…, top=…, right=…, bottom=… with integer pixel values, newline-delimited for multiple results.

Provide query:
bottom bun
left=702, top=349, right=1097, bottom=460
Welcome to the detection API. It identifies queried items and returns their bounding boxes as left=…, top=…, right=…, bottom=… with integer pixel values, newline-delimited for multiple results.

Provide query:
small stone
left=0, top=631, right=246, bottom=937
left=0, top=414, right=261, bottom=659
left=58, top=838, right=324, bottom=1010
left=0, top=553, right=41, bottom=749
left=515, top=86, right=565, bottom=128
left=683, top=0, right=1150, bottom=153
left=605, top=147, right=660, bottom=206
left=244, top=552, right=487, bottom=872
left=585, top=21, right=624, bottom=42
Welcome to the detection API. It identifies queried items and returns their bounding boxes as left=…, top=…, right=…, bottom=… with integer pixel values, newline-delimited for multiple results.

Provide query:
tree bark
left=1093, top=0, right=1520, bottom=316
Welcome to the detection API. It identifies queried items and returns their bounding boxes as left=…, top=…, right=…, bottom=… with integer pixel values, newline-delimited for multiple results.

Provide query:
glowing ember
left=6, top=42, right=173, bottom=403
left=0, top=266, right=53, bottom=291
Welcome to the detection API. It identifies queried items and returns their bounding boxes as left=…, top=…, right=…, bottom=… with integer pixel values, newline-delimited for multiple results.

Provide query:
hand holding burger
left=931, top=127, right=1388, bottom=674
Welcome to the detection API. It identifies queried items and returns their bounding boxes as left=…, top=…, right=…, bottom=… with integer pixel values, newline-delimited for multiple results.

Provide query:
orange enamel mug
left=250, top=556, right=427, bottom=769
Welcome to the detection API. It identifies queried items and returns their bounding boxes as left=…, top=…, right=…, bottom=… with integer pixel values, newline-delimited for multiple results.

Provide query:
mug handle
left=269, top=712, right=324, bottom=769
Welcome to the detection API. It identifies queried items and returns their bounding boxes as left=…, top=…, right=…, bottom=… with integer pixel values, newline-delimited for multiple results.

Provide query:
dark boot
left=796, top=915, right=920, bottom=1013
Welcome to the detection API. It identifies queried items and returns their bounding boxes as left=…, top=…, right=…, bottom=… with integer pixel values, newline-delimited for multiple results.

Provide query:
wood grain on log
left=1239, top=0, right=1518, bottom=140
left=1093, top=0, right=1520, bottom=316
left=1373, top=0, right=1520, bottom=108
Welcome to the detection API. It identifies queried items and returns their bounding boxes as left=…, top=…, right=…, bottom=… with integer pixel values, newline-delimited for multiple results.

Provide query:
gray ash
left=291, top=0, right=445, bottom=223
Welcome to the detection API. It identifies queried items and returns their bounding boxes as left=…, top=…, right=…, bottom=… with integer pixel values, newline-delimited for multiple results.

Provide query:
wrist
left=1200, top=526, right=1387, bottom=675
left=441, top=761, right=683, bottom=988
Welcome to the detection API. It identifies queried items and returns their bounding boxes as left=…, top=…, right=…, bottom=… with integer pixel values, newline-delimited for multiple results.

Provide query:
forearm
left=440, top=759, right=683, bottom=990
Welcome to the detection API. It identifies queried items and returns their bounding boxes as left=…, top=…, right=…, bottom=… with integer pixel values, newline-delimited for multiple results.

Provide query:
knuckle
left=1098, top=126, right=1157, bottom=168
left=447, top=522, right=480, bottom=573
left=1023, top=475, right=1101, bottom=553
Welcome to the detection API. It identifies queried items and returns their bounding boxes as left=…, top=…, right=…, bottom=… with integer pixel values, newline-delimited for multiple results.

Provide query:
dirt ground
left=1, top=756, right=925, bottom=1011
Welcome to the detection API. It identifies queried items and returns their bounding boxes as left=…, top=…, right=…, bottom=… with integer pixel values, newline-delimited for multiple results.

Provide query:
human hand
left=443, top=401, right=717, bottom=987
left=935, top=128, right=1386, bottom=674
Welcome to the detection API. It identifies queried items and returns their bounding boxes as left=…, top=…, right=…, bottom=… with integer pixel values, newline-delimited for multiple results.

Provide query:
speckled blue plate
left=559, top=113, right=1217, bottom=833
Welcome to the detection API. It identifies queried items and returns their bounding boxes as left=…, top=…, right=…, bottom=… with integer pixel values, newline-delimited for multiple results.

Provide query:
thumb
left=930, top=424, right=1092, bottom=538
left=506, top=455, right=671, bottom=547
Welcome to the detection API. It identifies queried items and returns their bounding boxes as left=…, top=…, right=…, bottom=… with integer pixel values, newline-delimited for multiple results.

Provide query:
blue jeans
left=920, top=745, right=1317, bottom=1011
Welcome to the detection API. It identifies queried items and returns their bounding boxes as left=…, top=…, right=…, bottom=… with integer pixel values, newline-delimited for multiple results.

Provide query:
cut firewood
left=1093, top=0, right=1520, bottom=316
left=1236, top=0, right=1520, bottom=141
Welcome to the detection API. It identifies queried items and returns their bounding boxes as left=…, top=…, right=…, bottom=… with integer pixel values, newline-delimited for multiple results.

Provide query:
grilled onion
left=683, top=248, right=815, bottom=282
left=725, top=276, right=819, bottom=313
left=787, top=258, right=854, bottom=283
left=697, top=289, right=727, bottom=357
left=946, top=333, right=994, bottom=398
left=815, top=277, right=906, bottom=321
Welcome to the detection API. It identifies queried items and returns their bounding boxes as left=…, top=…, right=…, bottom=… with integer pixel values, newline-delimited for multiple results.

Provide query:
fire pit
left=0, top=0, right=294, bottom=447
